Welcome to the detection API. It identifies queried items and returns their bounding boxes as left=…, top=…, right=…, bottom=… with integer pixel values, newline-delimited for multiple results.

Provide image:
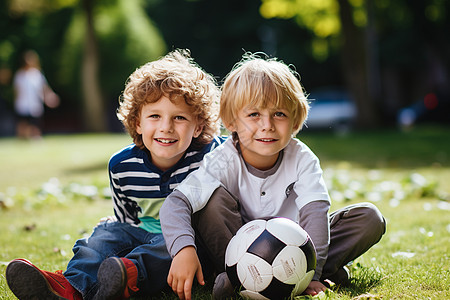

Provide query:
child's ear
left=136, top=119, right=142, bottom=134
left=292, top=119, right=301, bottom=133
left=193, top=123, right=204, bottom=138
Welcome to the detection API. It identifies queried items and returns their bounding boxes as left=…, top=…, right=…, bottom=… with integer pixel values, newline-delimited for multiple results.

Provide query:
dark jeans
left=64, top=222, right=171, bottom=299
left=193, top=187, right=386, bottom=280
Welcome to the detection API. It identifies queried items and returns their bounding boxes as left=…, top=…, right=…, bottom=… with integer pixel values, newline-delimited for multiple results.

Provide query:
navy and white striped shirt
left=108, top=136, right=224, bottom=233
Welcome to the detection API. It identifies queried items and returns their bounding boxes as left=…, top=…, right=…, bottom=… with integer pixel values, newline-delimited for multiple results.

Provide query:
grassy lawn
left=0, top=126, right=449, bottom=299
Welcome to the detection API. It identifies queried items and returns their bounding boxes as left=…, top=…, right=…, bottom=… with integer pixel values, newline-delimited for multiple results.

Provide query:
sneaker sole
left=93, top=257, right=127, bottom=300
left=6, top=260, right=65, bottom=300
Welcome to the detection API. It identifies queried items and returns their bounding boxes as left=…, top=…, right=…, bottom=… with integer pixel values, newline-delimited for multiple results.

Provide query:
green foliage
left=260, top=0, right=341, bottom=38
left=260, top=0, right=342, bottom=61
left=58, top=0, right=166, bottom=104
left=99, top=0, right=166, bottom=95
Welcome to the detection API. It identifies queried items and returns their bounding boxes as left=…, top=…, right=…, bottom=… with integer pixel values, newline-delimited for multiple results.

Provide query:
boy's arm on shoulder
left=298, top=200, right=330, bottom=281
left=160, top=190, right=196, bottom=257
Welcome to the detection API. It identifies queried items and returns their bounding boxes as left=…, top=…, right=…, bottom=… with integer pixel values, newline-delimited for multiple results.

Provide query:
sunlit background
left=1, top=3, right=449, bottom=299
left=0, top=0, right=449, bottom=135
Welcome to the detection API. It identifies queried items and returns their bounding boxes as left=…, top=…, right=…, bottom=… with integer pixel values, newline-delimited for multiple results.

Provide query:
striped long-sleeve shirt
left=108, top=136, right=224, bottom=233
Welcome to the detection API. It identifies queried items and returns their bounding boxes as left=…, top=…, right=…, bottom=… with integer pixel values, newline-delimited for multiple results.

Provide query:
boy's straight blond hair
left=220, top=53, right=309, bottom=135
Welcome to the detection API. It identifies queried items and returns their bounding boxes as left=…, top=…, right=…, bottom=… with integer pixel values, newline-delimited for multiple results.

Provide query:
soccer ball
left=225, top=217, right=316, bottom=300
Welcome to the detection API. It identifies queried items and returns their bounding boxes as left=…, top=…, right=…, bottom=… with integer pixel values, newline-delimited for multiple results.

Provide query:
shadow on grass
left=334, top=266, right=385, bottom=299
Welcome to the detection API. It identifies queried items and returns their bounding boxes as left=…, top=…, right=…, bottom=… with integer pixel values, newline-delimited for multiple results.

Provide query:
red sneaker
left=6, top=258, right=82, bottom=300
left=93, top=257, right=139, bottom=300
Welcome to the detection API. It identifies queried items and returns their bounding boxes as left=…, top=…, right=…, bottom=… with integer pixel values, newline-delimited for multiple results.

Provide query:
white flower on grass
left=41, top=177, right=62, bottom=196
left=377, top=181, right=401, bottom=192
left=423, top=202, right=432, bottom=211
left=392, top=251, right=416, bottom=258
left=366, top=191, right=382, bottom=202
left=394, top=190, right=405, bottom=200
left=389, top=230, right=405, bottom=243
left=344, top=189, right=357, bottom=200
left=368, top=170, right=381, bottom=181
left=330, top=190, right=344, bottom=202
left=0, top=193, right=14, bottom=208
left=69, top=183, right=98, bottom=198
left=336, top=170, right=350, bottom=185
left=348, top=180, right=363, bottom=192
left=438, top=192, right=450, bottom=201
left=61, top=234, right=71, bottom=240
left=102, top=187, right=111, bottom=198
left=6, top=186, right=17, bottom=196
left=389, top=198, right=400, bottom=207
left=79, top=185, right=98, bottom=198
left=437, top=201, right=450, bottom=211
left=323, top=168, right=335, bottom=189
left=410, top=173, right=427, bottom=187
left=419, top=227, right=434, bottom=237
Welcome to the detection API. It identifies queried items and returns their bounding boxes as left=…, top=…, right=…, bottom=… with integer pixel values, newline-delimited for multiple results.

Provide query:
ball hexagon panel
left=272, top=245, right=307, bottom=284
left=266, top=217, right=309, bottom=246
left=237, top=252, right=273, bottom=292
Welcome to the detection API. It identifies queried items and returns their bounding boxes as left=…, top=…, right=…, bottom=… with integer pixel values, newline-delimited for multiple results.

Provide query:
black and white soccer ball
left=225, top=217, right=316, bottom=300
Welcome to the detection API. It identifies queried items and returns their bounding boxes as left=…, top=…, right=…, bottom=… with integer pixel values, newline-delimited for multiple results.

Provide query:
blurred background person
left=13, top=50, right=59, bottom=139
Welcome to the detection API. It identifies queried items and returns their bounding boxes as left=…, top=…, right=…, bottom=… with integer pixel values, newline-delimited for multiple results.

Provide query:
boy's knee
left=358, top=202, right=386, bottom=238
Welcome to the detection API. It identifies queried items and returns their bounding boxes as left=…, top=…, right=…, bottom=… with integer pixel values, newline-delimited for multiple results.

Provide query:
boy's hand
left=96, top=215, right=117, bottom=226
left=303, top=280, right=327, bottom=296
left=167, top=246, right=204, bottom=300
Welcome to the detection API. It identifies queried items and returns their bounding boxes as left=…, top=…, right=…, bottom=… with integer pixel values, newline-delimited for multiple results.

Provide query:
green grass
left=1, top=126, right=449, bottom=299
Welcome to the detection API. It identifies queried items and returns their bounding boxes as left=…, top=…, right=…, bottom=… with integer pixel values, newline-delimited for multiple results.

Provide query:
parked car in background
left=304, top=87, right=357, bottom=132
left=397, top=90, right=450, bottom=128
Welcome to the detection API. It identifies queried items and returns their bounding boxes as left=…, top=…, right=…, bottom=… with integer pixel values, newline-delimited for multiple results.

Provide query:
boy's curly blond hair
left=117, top=49, right=220, bottom=150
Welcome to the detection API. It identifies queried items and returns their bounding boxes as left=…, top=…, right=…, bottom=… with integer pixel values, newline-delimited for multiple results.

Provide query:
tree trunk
left=81, top=0, right=107, bottom=132
left=337, top=0, right=379, bottom=128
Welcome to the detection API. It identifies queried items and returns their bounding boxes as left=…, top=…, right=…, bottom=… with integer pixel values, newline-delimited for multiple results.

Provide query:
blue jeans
left=63, top=221, right=171, bottom=300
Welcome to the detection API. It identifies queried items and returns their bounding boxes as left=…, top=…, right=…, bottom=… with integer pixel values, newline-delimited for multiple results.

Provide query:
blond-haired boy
left=160, top=53, right=386, bottom=299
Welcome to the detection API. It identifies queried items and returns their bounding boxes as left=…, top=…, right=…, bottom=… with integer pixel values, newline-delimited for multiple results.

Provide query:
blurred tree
left=59, top=0, right=166, bottom=131
left=4, top=0, right=448, bottom=130
left=2, top=0, right=165, bottom=132
left=81, top=0, right=104, bottom=131
left=146, top=0, right=277, bottom=80
left=144, top=0, right=324, bottom=85
left=260, top=0, right=379, bottom=127
left=259, top=0, right=450, bottom=127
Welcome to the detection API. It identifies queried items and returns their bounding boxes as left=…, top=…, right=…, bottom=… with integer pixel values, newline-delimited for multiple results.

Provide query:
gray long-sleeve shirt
left=160, top=138, right=331, bottom=281
left=160, top=191, right=329, bottom=281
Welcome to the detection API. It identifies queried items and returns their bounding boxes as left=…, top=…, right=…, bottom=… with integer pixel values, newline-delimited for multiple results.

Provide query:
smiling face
left=227, top=104, right=295, bottom=170
left=136, top=95, right=203, bottom=171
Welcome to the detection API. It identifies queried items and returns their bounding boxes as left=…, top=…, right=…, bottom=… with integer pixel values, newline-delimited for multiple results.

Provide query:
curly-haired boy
left=6, top=49, right=222, bottom=300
